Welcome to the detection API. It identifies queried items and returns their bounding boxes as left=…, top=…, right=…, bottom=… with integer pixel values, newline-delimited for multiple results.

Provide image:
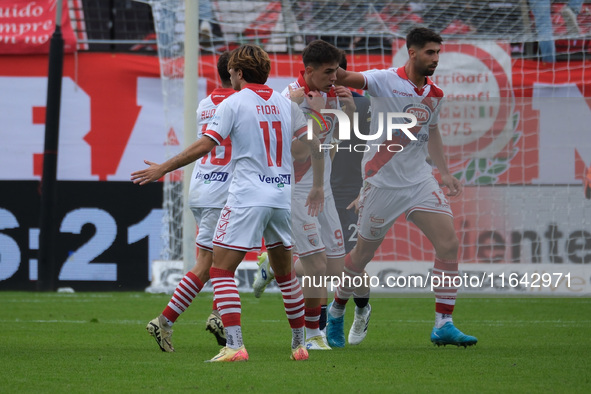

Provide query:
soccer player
left=325, top=27, right=478, bottom=347
left=254, top=40, right=370, bottom=350
left=330, top=53, right=371, bottom=254
left=132, top=44, right=325, bottom=362
left=328, top=53, right=374, bottom=347
left=144, top=51, right=235, bottom=352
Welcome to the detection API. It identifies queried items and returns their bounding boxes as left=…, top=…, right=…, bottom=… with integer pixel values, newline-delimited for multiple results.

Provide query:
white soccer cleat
left=305, top=335, right=332, bottom=350
left=252, top=252, right=274, bottom=298
left=348, top=304, right=371, bottom=345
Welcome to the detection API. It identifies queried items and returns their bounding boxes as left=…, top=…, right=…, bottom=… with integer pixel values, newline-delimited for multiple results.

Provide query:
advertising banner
left=0, top=0, right=77, bottom=54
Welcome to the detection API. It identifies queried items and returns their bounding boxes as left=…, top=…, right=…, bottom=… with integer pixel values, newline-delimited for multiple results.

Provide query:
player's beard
left=422, top=64, right=437, bottom=77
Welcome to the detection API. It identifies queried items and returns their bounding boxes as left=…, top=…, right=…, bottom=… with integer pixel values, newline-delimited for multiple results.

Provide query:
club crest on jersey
left=402, top=103, right=432, bottom=125
left=323, top=114, right=335, bottom=133
left=308, top=233, right=320, bottom=247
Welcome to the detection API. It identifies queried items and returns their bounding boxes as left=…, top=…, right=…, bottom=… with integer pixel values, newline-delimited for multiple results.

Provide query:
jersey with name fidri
left=205, top=84, right=307, bottom=209
left=282, top=71, right=339, bottom=197
left=361, top=66, right=444, bottom=188
left=188, top=88, right=235, bottom=208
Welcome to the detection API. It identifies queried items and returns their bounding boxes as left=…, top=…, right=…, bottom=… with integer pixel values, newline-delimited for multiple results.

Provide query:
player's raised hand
left=305, top=185, right=324, bottom=217
left=441, top=173, right=463, bottom=197
left=288, top=85, right=306, bottom=104
left=333, top=85, right=356, bottom=113
left=131, top=160, right=166, bottom=185
left=305, top=90, right=325, bottom=113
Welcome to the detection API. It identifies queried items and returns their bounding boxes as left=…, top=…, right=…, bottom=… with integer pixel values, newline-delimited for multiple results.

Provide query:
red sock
left=162, top=271, right=203, bottom=323
left=433, top=257, right=458, bottom=314
left=304, top=306, right=321, bottom=330
left=275, top=270, right=305, bottom=329
left=209, top=267, right=241, bottom=327
left=335, top=253, right=363, bottom=306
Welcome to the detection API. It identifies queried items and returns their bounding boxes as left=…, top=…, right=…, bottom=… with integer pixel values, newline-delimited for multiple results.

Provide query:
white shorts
left=291, top=194, right=346, bottom=258
left=357, top=177, right=453, bottom=241
left=213, top=205, right=293, bottom=252
left=191, top=207, right=222, bottom=252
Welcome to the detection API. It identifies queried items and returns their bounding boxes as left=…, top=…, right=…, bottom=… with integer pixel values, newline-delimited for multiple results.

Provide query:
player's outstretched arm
left=131, top=136, right=217, bottom=185
left=336, top=67, right=365, bottom=90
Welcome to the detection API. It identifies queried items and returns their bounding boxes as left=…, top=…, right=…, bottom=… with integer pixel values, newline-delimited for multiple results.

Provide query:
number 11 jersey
left=205, top=84, right=308, bottom=209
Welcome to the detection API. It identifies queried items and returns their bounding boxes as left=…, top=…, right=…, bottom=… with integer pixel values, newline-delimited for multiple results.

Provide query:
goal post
left=182, top=0, right=198, bottom=273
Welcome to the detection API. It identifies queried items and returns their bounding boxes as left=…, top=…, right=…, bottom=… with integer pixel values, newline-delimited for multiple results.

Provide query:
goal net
left=144, top=1, right=591, bottom=289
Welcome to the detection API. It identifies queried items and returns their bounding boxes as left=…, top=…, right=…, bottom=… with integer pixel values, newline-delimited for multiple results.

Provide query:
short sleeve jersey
left=361, top=66, right=444, bottom=188
left=188, top=88, right=235, bottom=208
left=204, top=84, right=308, bottom=209
left=281, top=71, right=339, bottom=198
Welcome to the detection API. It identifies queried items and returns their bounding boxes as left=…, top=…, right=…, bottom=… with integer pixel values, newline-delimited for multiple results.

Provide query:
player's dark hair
left=217, top=51, right=232, bottom=84
left=406, top=27, right=443, bottom=49
left=302, top=40, right=343, bottom=68
left=228, top=44, right=271, bottom=84
left=339, top=52, right=348, bottom=70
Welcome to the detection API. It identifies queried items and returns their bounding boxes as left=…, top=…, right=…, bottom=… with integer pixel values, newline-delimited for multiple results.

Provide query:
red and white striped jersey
left=361, top=66, right=444, bottom=188
left=188, top=88, right=235, bottom=208
left=282, top=71, right=339, bottom=198
left=205, top=84, right=308, bottom=209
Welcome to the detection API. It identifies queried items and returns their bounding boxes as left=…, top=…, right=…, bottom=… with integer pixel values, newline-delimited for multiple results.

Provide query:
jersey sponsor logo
left=303, top=223, right=316, bottom=231
left=209, top=113, right=220, bottom=127
left=258, top=173, right=291, bottom=187
left=370, top=215, right=384, bottom=224
left=195, top=171, right=229, bottom=183
left=391, top=89, right=413, bottom=97
left=200, top=108, right=216, bottom=120
left=403, top=103, right=432, bottom=125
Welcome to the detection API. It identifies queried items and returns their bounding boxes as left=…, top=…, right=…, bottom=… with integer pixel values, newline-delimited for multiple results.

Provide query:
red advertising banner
left=0, top=0, right=77, bottom=54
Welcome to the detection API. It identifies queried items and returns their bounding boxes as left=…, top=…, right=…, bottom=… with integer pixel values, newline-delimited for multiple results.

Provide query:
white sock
left=292, top=327, right=305, bottom=349
left=355, top=305, right=369, bottom=316
left=330, top=302, right=346, bottom=318
left=435, top=312, right=453, bottom=329
left=224, top=326, right=243, bottom=349
left=306, top=327, right=321, bottom=340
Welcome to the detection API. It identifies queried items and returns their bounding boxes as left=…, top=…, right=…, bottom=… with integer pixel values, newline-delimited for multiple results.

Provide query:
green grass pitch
left=1, top=291, right=590, bottom=393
